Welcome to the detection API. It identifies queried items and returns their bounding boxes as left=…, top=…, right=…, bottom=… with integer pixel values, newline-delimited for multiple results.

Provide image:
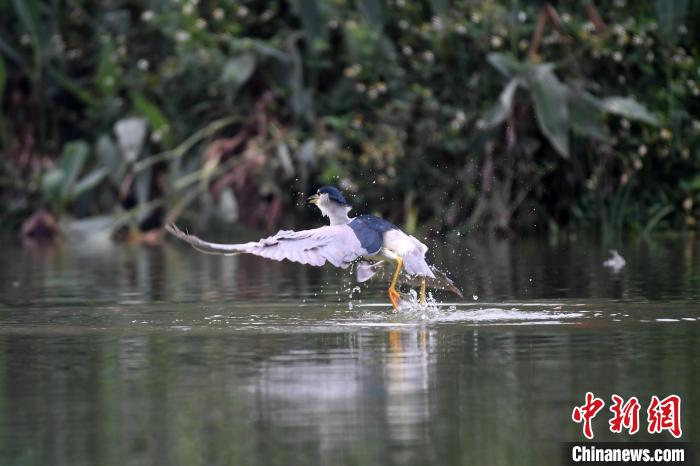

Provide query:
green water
left=0, top=236, right=698, bottom=465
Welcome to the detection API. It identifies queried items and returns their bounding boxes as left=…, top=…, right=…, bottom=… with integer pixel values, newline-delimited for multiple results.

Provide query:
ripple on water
left=341, top=301, right=588, bottom=327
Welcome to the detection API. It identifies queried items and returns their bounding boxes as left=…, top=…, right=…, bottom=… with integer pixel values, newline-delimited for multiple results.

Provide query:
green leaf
left=599, top=97, right=659, bottom=126
left=133, top=94, right=172, bottom=147
left=72, top=168, right=108, bottom=199
left=685, top=174, right=700, bottom=192
left=11, top=0, right=39, bottom=43
left=642, top=205, right=674, bottom=236
left=59, top=141, right=90, bottom=196
left=486, top=53, right=526, bottom=78
left=96, top=36, right=117, bottom=96
left=46, top=67, right=98, bottom=107
left=96, top=134, right=124, bottom=184
left=250, top=40, right=289, bottom=61
left=221, top=53, right=256, bottom=93
left=482, top=78, right=520, bottom=128
left=530, top=65, right=570, bottom=158
left=569, top=91, right=609, bottom=141
left=41, top=169, right=64, bottom=203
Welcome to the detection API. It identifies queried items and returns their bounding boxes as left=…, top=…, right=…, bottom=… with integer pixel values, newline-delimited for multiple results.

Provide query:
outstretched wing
left=166, top=223, right=367, bottom=269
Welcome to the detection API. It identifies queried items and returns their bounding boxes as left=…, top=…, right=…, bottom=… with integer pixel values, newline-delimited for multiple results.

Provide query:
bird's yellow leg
left=388, top=257, right=403, bottom=311
left=420, top=278, right=426, bottom=306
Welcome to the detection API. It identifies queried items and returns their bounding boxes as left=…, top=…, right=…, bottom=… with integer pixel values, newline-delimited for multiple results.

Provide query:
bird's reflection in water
left=384, top=329, right=432, bottom=447
left=244, top=328, right=437, bottom=459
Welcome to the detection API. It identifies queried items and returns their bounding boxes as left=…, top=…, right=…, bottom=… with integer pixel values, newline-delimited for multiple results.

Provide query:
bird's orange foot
left=388, top=288, right=402, bottom=311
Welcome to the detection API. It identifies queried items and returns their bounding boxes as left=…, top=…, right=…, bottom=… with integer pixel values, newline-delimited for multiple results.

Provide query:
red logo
left=572, top=393, right=682, bottom=439
left=572, top=392, right=605, bottom=439
left=647, top=395, right=682, bottom=438
left=609, top=394, right=641, bottom=435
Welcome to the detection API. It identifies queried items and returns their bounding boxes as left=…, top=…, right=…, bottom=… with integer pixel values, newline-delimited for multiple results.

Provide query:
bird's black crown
left=317, top=186, right=349, bottom=205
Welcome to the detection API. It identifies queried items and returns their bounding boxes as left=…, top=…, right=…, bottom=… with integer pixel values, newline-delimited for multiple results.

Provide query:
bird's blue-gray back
left=347, top=215, right=398, bottom=255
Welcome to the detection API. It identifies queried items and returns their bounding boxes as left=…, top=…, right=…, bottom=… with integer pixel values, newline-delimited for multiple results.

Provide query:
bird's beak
left=306, top=193, right=319, bottom=205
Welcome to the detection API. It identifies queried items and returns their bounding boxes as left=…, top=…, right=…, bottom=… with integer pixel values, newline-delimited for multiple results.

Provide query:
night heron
left=165, top=186, right=461, bottom=310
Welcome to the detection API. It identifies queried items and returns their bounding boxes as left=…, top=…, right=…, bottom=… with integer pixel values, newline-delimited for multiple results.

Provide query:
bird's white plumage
left=314, top=193, right=352, bottom=226
left=381, top=229, right=435, bottom=278
left=166, top=224, right=367, bottom=269
left=166, top=187, right=463, bottom=301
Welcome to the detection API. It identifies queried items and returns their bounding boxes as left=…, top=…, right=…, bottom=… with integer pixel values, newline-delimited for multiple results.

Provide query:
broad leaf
left=59, top=141, right=90, bottom=196
left=483, top=78, right=520, bottom=128
left=11, top=0, right=39, bottom=43
left=487, top=53, right=526, bottom=79
left=250, top=40, right=289, bottom=61
left=96, top=37, right=117, bottom=96
left=97, top=134, right=124, bottom=184
left=569, top=91, right=609, bottom=141
left=114, top=117, right=148, bottom=163
left=72, top=168, right=108, bottom=199
left=221, top=53, right=256, bottom=89
left=41, top=170, right=64, bottom=203
left=530, top=66, right=570, bottom=158
left=600, top=97, right=659, bottom=126
left=47, top=67, right=98, bottom=106
left=133, top=94, right=172, bottom=146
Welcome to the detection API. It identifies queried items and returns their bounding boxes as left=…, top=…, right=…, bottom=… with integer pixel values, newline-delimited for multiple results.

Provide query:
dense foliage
left=0, top=0, right=699, bottom=240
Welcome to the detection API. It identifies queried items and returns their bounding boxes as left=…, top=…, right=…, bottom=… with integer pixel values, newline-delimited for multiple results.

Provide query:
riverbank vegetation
left=1, top=0, right=698, bottom=241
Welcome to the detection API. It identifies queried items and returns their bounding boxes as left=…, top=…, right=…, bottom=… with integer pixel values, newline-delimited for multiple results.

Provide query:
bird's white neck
left=317, top=202, right=352, bottom=226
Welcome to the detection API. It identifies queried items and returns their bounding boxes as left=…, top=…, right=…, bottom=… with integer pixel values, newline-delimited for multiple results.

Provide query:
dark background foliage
left=0, top=0, right=699, bottom=241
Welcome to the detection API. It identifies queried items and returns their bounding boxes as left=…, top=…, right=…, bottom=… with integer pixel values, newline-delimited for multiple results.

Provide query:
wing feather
left=166, top=223, right=367, bottom=269
left=403, top=249, right=435, bottom=278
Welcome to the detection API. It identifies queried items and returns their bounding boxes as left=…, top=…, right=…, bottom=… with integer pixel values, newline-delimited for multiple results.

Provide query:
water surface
left=0, top=235, right=698, bottom=465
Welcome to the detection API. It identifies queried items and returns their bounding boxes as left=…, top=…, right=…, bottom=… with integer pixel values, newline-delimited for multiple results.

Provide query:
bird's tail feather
left=405, top=265, right=464, bottom=299
left=355, top=261, right=463, bottom=298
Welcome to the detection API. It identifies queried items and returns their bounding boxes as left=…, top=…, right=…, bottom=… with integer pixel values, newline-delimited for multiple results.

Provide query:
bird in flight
left=165, top=186, right=461, bottom=310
